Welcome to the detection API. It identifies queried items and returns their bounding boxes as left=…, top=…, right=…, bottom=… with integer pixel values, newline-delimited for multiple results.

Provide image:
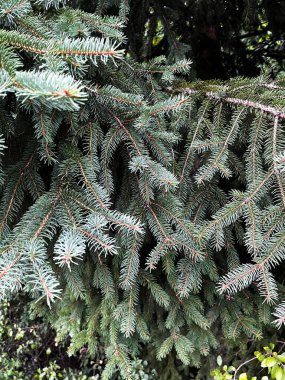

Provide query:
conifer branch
left=174, top=85, right=285, bottom=119
left=0, top=150, right=36, bottom=234
left=272, top=116, right=285, bottom=208
left=31, top=189, right=62, bottom=240
left=179, top=99, right=210, bottom=187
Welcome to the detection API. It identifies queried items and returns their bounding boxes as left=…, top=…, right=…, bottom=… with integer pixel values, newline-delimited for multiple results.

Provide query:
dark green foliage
left=1, top=1, right=285, bottom=379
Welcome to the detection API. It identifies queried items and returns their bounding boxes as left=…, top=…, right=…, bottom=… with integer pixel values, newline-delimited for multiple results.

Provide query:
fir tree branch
left=31, top=189, right=62, bottom=240
left=272, top=116, right=285, bottom=208
left=0, top=150, right=37, bottom=234
left=179, top=99, right=210, bottom=188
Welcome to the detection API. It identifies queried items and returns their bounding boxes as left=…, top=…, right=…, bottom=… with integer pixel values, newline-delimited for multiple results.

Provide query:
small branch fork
left=233, top=356, right=257, bottom=380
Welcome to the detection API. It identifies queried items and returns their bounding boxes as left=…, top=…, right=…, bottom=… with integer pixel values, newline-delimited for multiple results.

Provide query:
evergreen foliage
left=0, top=0, right=285, bottom=378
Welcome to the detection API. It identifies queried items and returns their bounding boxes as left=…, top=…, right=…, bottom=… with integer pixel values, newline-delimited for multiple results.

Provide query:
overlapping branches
left=1, top=3, right=285, bottom=376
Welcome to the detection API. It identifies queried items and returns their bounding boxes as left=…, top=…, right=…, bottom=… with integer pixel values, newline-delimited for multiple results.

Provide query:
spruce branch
left=0, top=45, right=22, bottom=75
left=0, top=0, right=31, bottom=26
left=0, top=30, right=124, bottom=64
left=273, top=302, right=285, bottom=327
left=35, top=0, right=67, bottom=9
left=272, top=116, right=285, bottom=208
left=75, top=10, right=125, bottom=41
left=14, top=70, right=87, bottom=111
left=0, top=149, right=37, bottom=236
left=0, top=70, right=11, bottom=95
left=54, top=229, right=85, bottom=269
left=172, top=84, right=285, bottom=119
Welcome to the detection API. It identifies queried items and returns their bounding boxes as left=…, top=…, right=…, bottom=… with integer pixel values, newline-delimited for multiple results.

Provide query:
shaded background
left=77, top=0, right=285, bottom=80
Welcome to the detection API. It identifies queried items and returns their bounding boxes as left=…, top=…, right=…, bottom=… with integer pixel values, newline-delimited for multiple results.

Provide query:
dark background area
left=76, top=0, right=285, bottom=80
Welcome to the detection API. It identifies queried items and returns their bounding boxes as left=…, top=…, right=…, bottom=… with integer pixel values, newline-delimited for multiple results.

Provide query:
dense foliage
left=0, top=0, right=285, bottom=379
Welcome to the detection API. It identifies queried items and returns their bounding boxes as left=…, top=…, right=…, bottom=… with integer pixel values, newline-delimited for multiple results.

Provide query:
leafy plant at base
left=210, top=343, right=285, bottom=380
